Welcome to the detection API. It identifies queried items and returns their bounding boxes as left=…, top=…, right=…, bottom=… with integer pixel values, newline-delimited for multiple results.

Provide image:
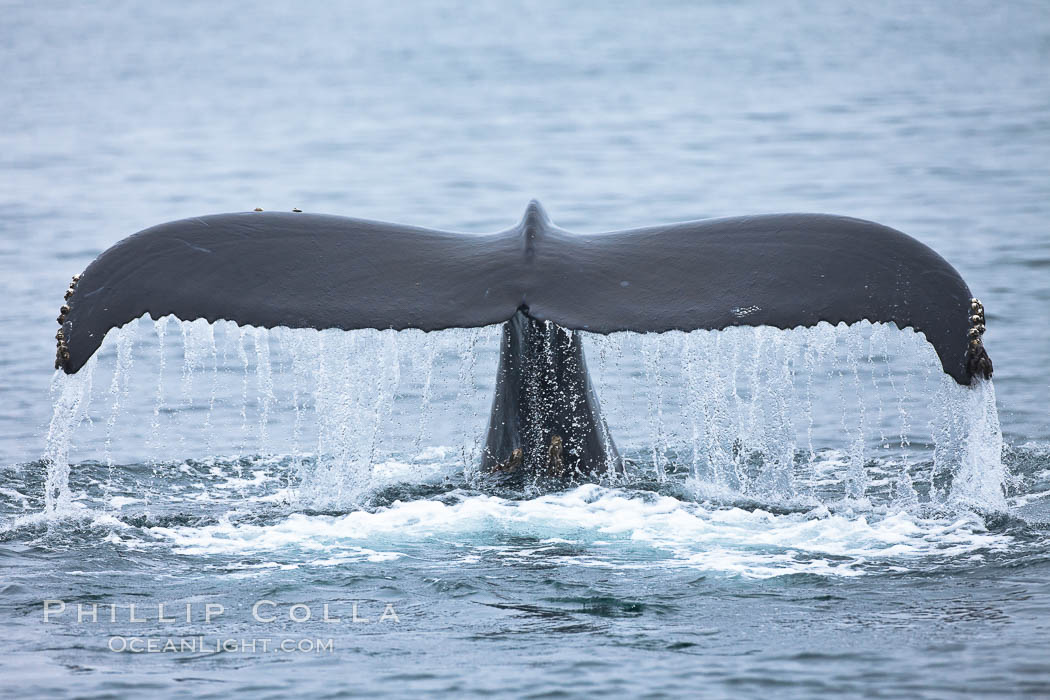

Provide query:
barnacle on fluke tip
left=54, top=274, right=81, bottom=370
left=966, top=297, right=993, bottom=380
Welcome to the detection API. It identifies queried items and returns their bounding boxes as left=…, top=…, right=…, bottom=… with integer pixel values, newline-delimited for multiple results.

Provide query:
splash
left=44, top=357, right=94, bottom=513
left=42, top=317, right=1007, bottom=514
left=146, top=484, right=1013, bottom=579
left=584, top=321, right=1006, bottom=510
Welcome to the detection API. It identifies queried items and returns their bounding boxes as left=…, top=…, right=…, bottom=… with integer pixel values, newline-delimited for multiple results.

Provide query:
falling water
left=102, top=323, right=136, bottom=483
left=43, top=359, right=94, bottom=513
left=585, top=321, right=1007, bottom=510
left=42, top=316, right=1008, bottom=514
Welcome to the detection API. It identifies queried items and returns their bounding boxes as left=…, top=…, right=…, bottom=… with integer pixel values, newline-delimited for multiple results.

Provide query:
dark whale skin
left=481, top=309, right=620, bottom=478
left=58, top=201, right=985, bottom=385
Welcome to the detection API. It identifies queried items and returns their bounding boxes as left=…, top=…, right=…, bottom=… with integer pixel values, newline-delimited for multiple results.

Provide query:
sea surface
left=2, top=1, right=1049, bottom=697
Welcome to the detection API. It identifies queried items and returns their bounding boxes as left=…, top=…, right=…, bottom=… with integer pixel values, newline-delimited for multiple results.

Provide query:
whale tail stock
left=54, top=201, right=991, bottom=476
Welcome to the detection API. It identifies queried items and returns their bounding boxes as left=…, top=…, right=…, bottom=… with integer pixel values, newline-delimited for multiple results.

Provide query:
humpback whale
left=52, top=201, right=992, bottom=477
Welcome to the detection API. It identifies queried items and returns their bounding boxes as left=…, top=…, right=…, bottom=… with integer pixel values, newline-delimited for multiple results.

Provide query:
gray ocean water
left=2, top=1, right=1049, bottom=697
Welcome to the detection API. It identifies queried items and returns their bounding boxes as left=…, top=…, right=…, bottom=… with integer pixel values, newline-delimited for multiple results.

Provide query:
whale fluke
left=53, top=202, right=992, bottom=477
left=55, top=201, right=990, bottom=386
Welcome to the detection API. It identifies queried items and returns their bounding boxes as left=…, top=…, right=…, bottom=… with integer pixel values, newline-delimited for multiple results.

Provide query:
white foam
left=147, top=485, right=1011, bottom=578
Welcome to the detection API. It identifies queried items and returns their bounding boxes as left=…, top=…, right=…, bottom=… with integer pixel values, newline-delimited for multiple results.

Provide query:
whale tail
left=53, top=202, right=991, bottom=475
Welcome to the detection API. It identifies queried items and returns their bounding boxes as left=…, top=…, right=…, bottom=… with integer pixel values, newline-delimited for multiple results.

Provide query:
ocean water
left=2, top=1, right=1049, bottom=697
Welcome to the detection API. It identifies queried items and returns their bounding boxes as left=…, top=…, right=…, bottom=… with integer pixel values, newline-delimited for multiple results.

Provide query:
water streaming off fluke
left=43, top=316, right=1007, bottom=514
